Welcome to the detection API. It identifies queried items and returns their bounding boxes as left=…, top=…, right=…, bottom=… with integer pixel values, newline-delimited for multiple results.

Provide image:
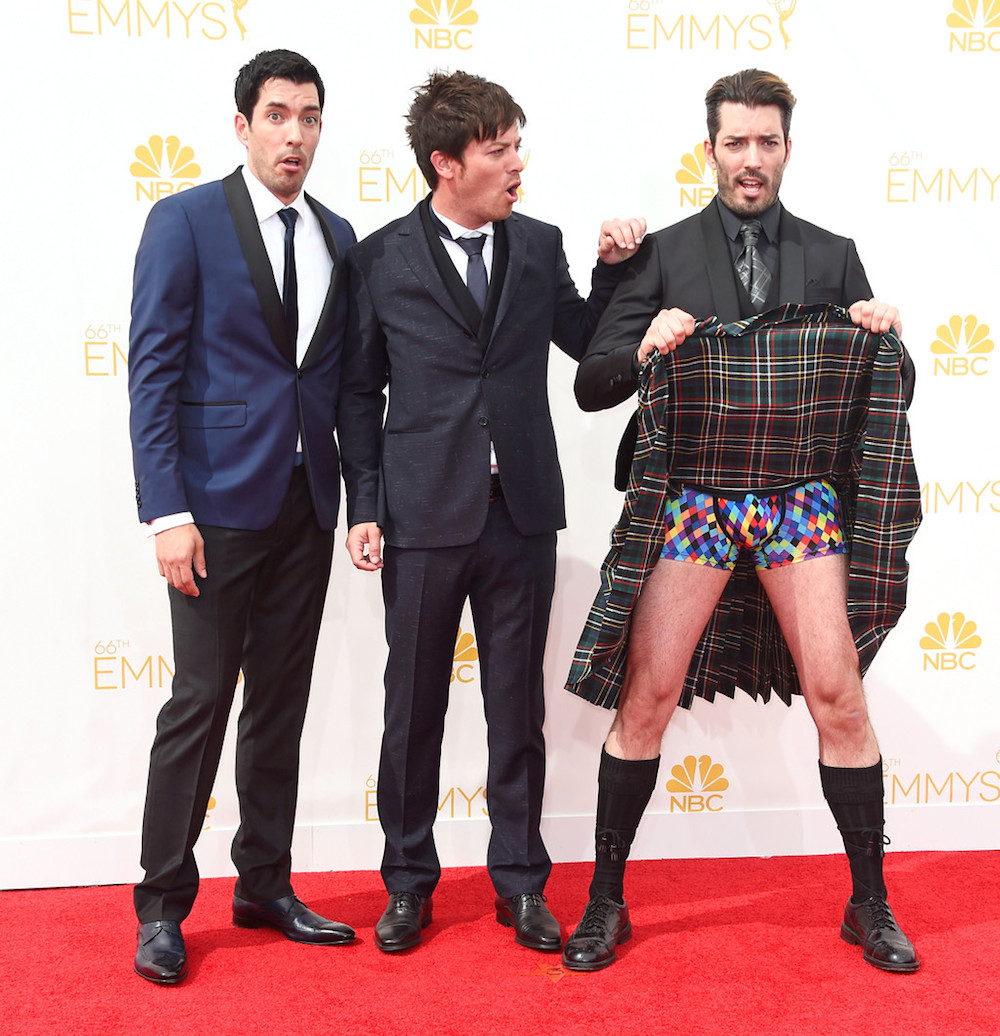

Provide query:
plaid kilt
left=566, top=303, right=922, bottom=710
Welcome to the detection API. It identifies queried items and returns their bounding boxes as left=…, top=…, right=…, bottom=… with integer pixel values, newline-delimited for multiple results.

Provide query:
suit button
left=297, top=371, right=303, bottom=379
left=478, top=416, right=489, bottom=427
left=613, top=374, right=623, bottom=384
left=482, top=369, right=490, bottom=379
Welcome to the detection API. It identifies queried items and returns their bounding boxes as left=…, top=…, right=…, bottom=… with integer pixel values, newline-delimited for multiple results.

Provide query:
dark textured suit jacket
left=339, top=198, right=624, bottom=549
left=129, top=168, right=355, bottom=531
left=572, top=198, right=913, bottom=489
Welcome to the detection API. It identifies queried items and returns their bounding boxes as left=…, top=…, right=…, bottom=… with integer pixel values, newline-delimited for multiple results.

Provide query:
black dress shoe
left=495, top=893, right=562, bottom=951
left=232, top=894, right=355, bottom=945
left=562, top=896, right=632, bottom=972
left=375, top=892, right=432, bottom=953
left=840, top=896, right=920, bottom=973
left=134, top=920, right=187, bottom=984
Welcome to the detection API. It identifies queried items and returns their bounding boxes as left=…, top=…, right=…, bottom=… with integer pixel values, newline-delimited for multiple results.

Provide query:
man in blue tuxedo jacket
left=128, top=50, right=356, bottom=985
left=338, top=71, right=646, bottom=956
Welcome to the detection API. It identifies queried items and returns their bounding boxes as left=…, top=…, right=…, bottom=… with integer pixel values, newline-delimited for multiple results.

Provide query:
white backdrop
left=2, top=0, right=998, bottom=891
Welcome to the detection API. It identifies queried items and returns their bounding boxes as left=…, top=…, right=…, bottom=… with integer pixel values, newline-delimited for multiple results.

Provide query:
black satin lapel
left=700, top=199, right=741, bottom=323
left=300, top=194, right=342, bottom=370
left=777, top=210, right=806, bottom=303
left=222, top=168, right=294, bottom=364
left=417, top=198, right=483, bottom=332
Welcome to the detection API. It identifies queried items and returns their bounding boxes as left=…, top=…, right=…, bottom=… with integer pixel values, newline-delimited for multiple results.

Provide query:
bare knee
left=806, top=668, right=870, bottom=742
left=609, top=660, right=681, bottom=759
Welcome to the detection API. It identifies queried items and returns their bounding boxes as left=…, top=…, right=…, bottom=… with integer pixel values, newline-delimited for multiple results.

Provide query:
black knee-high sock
left=819, top=759, right=888, bottom=903
left=588, top=748, right=660, bottom=903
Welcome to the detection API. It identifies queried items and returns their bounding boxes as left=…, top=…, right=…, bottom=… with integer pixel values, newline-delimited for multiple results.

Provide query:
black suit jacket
left=339, top=198, right=624, bottom=549
left=573, top=198, right=913, bottom=488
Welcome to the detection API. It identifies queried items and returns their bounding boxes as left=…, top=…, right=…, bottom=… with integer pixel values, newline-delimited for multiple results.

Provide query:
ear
left=704, top=137, right=717, bottom=171
left=783, top=135, right=792, bottom=167
left=234, top=111, right=250, bottom=148
left=430, top=149, right=460, bottom=183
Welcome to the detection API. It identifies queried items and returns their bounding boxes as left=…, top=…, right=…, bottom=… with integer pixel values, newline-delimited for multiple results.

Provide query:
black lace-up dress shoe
left=495, top=893, right=562, bottom=951
left=375, top=892, right=432, bottom=952
left=841, top=896, right=920, bottom=973
left=232, top=894, right=355, bottom=945
left=134, top=920, right=187, bottom=984
left=562, top=896, right=632, bottom=972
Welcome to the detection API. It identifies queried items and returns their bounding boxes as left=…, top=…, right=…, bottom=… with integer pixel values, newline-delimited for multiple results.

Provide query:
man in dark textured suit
left=561, top=69, right=920, bottom=974
left=128, top=50, right=356, bottom=984
left=338, top=71, right=645, bottom=954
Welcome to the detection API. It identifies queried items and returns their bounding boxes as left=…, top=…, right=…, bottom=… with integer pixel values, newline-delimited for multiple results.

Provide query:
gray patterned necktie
left=735, top=219, right=771, bottom=310
left=456, top=234, right=488, bottom=310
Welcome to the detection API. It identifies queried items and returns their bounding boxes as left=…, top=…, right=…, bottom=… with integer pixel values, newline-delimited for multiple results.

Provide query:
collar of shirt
left=718, top=197, right=781, bottom=274
left=429, top=201, right=495, bottom=280
left=717, top=197, right=781, bottom=245
left=240, top=165, right=333, bottom=364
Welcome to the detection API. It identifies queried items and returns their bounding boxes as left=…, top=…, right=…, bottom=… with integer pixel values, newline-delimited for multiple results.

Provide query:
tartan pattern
left=566, top=304, right=922, bottom=710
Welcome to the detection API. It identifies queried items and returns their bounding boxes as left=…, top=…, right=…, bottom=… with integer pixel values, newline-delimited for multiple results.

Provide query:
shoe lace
left=516, top=893, right=547, bottom=909
left=390, top=892, right=423, bottom=913
left=576, top=896, right=620, bottom=936
left=862, top=897, right=897, bottom=931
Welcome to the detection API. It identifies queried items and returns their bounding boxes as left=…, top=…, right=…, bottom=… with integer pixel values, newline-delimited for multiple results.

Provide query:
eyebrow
left=262, top=101, right=322, bottom=114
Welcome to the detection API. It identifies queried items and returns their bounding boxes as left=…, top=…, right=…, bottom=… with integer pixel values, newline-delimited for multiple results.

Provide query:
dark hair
left=406, top=71, right=525, bottom=189
left=705, top=69, right=796, bottom=146
left=234, top=50, right=324, bottom=121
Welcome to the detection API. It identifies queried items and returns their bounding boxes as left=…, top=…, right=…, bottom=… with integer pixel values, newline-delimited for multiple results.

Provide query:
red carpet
left=3, top=852, right=997, bottom=1035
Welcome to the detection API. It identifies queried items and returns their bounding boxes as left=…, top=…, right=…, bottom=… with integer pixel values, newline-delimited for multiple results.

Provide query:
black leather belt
left=489, top=473, right=503, bottom=502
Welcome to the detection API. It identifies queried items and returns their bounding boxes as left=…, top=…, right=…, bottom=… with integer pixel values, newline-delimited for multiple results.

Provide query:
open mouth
left=505, top=182, right=520, bottom=201
left=737, top=176, right=766, bottom=197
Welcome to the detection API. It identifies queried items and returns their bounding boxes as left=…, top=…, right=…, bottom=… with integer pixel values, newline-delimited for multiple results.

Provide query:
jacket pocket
left=178, top=401, right=248, bottom=429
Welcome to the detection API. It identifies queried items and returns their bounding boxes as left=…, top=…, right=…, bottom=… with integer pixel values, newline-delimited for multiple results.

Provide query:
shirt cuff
left=145, top=512, right=195, bottom=538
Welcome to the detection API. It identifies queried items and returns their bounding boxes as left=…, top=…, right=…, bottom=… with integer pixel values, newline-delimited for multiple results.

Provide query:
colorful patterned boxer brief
left=660, top=479, right=847, bottom=571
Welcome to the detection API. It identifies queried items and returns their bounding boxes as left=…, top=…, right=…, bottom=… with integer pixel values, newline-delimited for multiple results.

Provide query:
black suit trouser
left=134, top=468, right=334, bottom=922
left=377, top=496, right=556, bottom=898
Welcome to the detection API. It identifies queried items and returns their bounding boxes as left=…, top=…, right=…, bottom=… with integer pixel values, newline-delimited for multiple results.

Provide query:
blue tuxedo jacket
left=129, top=168, right=355, bottom=531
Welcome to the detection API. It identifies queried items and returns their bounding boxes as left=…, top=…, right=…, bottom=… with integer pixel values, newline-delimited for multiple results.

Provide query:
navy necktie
left=278, top=208, right=299, bottom=349
left=456, top=234, right=488, bottom=311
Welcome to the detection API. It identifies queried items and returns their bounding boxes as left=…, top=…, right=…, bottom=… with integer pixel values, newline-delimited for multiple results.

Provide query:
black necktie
left=278, top=207, right=298, bottom=349
left=735, top=219, right=772, bottom=311
left=456, top=234, right=488, bottom=311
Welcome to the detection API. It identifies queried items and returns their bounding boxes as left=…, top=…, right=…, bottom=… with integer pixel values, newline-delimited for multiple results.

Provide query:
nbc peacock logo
left=677, top=142, right=717, bottom=209
left=451, top=625, right=479, bottom=684
left=947, top=0, right=1000, bottom=50
left=131, top=135, right=201, bottom=202
left=666, top=754, right=729, bottom=812
left=920, top=612, right=982, bottom=671
left=931, top=315, right=993, bottom=376
left=411, top=0, right=478, bottom=48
